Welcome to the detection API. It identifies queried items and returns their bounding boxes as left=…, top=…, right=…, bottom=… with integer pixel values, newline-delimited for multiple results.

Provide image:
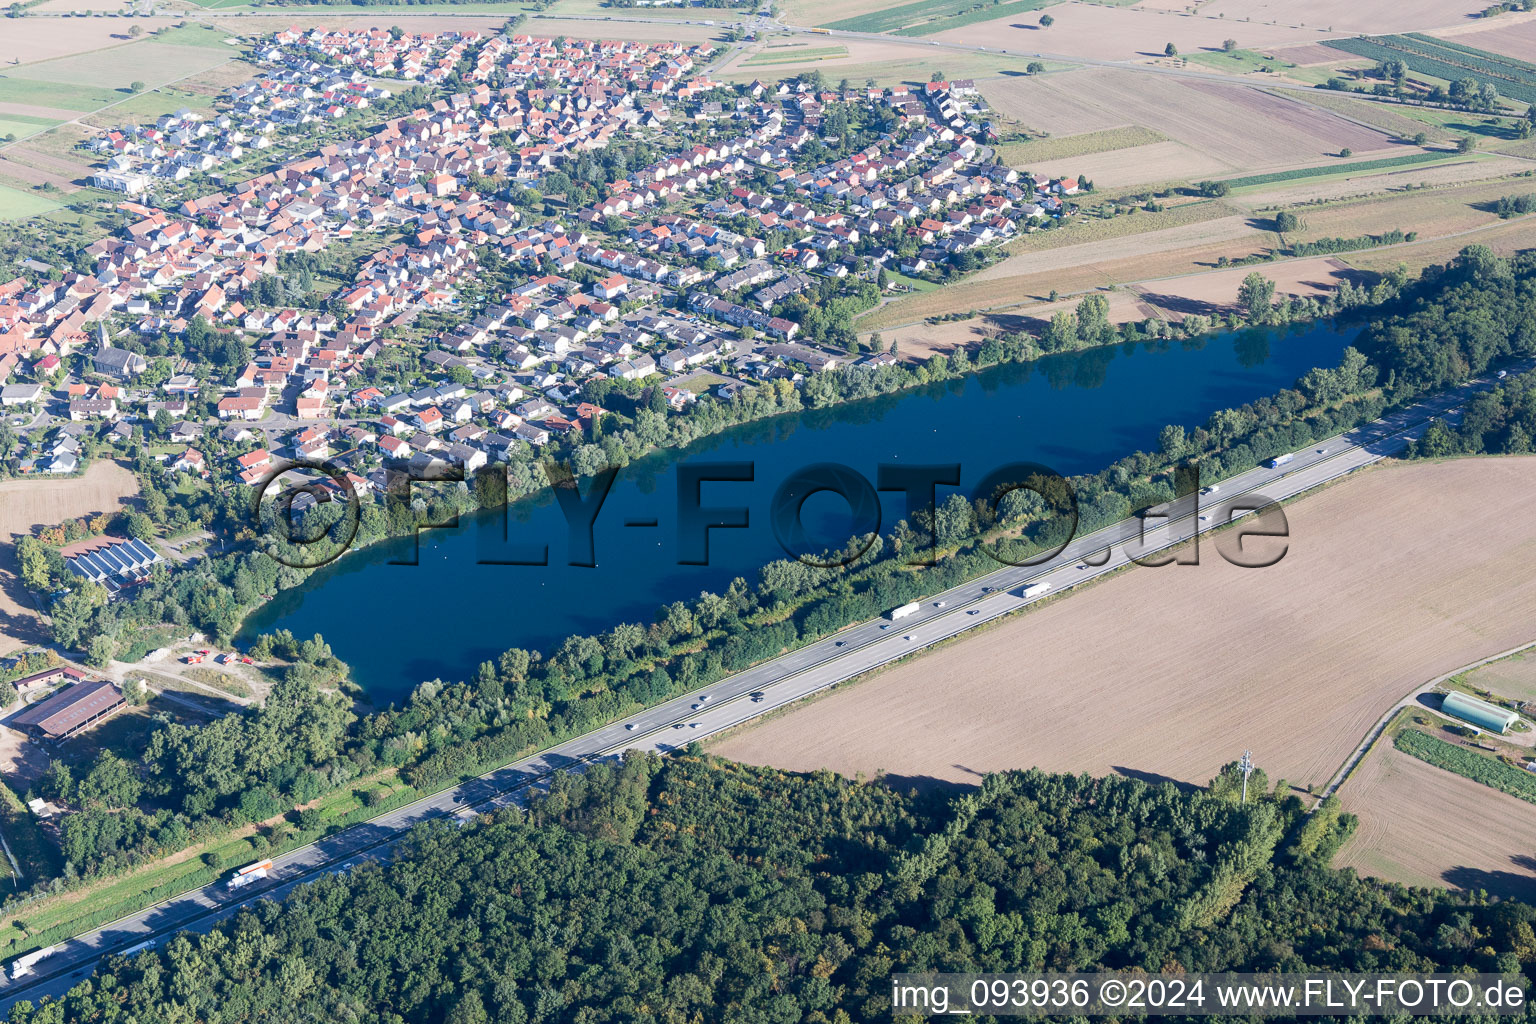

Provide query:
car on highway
left=1199, top=485, right=1219, bottom=495
left=902, top=634, right=913, bottom=641
left=935, top=600, right=946, bottom=607
left=967, top=609, right=980, bottom=615
left=625, top=723, right=636, bottom=730
left=673, top=723, right=685, bottom=730
left=834, top=640, right=846, bottom=646
left=750, top=692, right=765, bottom=702
left=1198, top=515, right=1209, bottom=521
left=689, top=722, right=700, bottom=729
left=1076, top=564, right=1087, bottom=570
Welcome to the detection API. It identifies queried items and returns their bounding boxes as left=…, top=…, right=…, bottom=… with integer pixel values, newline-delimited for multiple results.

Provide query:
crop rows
left=823, top=0, right=1040, bottom=34
left=1328, top=35, right=1536, bottom=104
left=1394, top=728, right=1536, bottom=804
left=1221, top=151, right=1450, bottom=190
left=893, top=0, right=1050, bottom=36
left=1403, top=32, right=1536, bottom=78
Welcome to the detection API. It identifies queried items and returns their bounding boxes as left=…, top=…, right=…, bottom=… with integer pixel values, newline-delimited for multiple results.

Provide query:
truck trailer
left=10, top=946, right=57, bottom=980
left=1020, top=582, right=1051, bottom=599
left=227, top=859, right=273, bottom=890
left=1266, top=452, right=1294, bottom=469
left=886, top=601, right=920, bottom=621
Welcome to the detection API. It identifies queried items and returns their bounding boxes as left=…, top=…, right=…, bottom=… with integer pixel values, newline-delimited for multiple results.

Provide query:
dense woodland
left=8, top=753, right=1531, bottom=1023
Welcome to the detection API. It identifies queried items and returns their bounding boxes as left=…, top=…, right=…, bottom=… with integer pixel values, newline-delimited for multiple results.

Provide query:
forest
left=7, top=753, right=1530, bottom=1023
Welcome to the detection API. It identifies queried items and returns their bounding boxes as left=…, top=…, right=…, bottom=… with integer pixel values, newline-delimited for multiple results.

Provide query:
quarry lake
left=239, top=319, right=1357, bottom=703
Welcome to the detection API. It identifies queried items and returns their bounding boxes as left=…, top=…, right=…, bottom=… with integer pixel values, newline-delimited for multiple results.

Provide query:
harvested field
left=1346, top=214, right=1536, bottom=275
left=1030, top=139, right=1234, bottom=188
left=1262, top=177, right=1528, bottom=245
left=720, top=37, right=961, bottom=81
left=712, top=457, right=1536, bottom=794
left=0, top=102, right=84, bottom=122
left=873, top=290, right=1158, bottom=358
left=0, top=153, right=77, bottom=192
left=1233, top=155, right=1532, bottom=207
left=0, top=131, right=101, bottom=190
left=1335, top=740, right=1536, bottom=901
left=1295, top=90, right=1459, bottom=144
left=860, top=206, right=1260, bottom=328
left=13, top=41, right=234, bottom=90
left=1428, top=15, right=1536, bottom=63
left=0, top=19, right=180, bottom=68
left=0, top=461, right=140, bottom=655
left=984, top=69, right=1395, bottom=172
left=501, top=16, right=721, bottom=43
left=1199, top=0, right=1487, bottom=36
left=975, top=210, right=1255, bottom=282
left=1459, top=650, right=1536, bottom=703
left=995, top=125, right=1165, bottom=166
left=935, top=2, right=1322, bottom=62
left=1134, top=256, right=1363, bottom=318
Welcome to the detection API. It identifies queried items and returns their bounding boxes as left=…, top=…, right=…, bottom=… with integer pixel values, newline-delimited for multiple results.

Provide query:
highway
left=0, top=359, right=1527, bottom=1013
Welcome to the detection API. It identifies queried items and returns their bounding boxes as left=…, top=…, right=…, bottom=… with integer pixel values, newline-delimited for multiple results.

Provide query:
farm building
left=1441, top=691, right=1520, bottom=734
left=11, top=664, right=86, bottom=700
left=9, top=680, right=125, bottom=741
left=61, top=536, right=162, bottom=596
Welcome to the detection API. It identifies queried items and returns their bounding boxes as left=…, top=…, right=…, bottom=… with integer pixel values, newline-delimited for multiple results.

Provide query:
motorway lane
left=0, top=361, right=1525, bottom=1013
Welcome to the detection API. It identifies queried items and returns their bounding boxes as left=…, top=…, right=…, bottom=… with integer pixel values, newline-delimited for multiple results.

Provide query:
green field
left=742, top=45, right=849, bottom=66
left=0, top=114, right=62, bottom=143
left=1327, top=34, right=1536, bottom=105
left=893, top=0, right=1050, bottom=36
left=1183, top=48, right=1296, bottom=76
left=149, top=23, right=244, bottom=49
left=1221, top=150, right=1458, bottom=190
left=822, top=0, right=1046, bottom=34
left=0, top=184, right=62, bottom=222
left=0, top=77, right=123, bottom=112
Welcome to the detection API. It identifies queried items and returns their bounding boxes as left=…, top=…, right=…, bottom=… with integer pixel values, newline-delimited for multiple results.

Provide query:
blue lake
left=239, top=319, right=1356, bottom=703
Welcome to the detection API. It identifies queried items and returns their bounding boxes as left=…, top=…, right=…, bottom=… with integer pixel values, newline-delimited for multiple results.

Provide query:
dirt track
left=713, top=457, right=1536, bottom=793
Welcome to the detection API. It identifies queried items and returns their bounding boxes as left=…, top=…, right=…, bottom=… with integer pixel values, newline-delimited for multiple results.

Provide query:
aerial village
left=0, top=25, right=1085, bottom=596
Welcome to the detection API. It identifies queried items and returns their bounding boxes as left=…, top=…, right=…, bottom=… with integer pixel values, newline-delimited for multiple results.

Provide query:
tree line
left=9, top=753, right=1531, bottom=1023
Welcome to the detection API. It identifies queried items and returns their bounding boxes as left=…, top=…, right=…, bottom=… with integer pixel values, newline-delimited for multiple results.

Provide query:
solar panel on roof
left=127, top=539, right=159, bottom=564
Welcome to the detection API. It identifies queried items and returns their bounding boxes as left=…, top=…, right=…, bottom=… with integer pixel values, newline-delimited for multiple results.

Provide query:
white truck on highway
left=886, top=601, right=920, bottom=621
left=227, top=859, right=273, bottom=890
left=10, top=946, right=57, bottom=980
left=1020, top=581, right=1051, bottom=599
left=1266, top=452, right=1295, bottom=469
